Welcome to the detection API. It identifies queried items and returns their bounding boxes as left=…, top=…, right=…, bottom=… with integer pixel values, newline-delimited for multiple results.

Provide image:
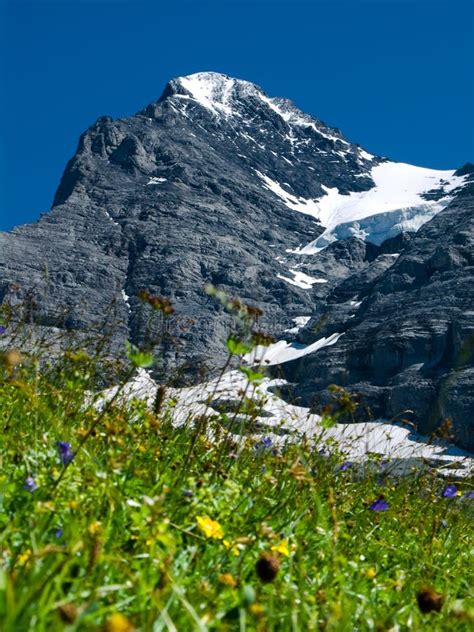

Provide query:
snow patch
left=277, top=269, right=327, bottom=289
left=244, top=332, right=343, bottom=366
left=256, top=162, right=467, bottom=253
left=121, top=290, right=130, bottom=310
left=104, top=211, right=119, bottom=227
left=147, top=177, right=167, bottom=185
left=284, top=316, right=311, bottom=334
left=95, top=369, right=473, bottom=477
left=257, top=92, right=349, bottom=145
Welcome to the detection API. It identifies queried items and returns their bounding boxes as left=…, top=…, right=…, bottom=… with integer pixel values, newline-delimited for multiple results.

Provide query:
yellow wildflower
left=17, top=549, right=32, bottom=565
left=249, top=603, right=264, bottom=617
left=196, top=515, right=224, bottom=540
left=88, top=521, right=102, bottom=535
left=271, top=539, right=290, bottom=557
left=104, top=613, right=135, bottom=632
left=218, top=573, right=238, bottom=588
left=223, top=539, right=240, bottom=556
left=366, top=567, right=377, bottom=579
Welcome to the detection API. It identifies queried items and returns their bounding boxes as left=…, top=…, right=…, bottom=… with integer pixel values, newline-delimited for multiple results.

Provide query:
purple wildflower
left=464, top=491, right=474, bottom=499
left=369, top=498, right=389, bottom=511
left=0, top=325, right=6, bottom=335
left=255, top=437, right=272, bottom=451
left=339, top=461, right=353, bottom=472
left=442, top=484, right=458, bottom=498
left=55, top=527, right=63, bottom=539
left=182, top=489, right=193, bottom=498
left=57, top=441, right=74, bottom=465
left=24, top=476, right=38, bottom=492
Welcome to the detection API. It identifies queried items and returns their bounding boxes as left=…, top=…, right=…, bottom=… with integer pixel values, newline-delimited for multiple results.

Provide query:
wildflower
left=137, top=289, right=174, bottom=315
left=369, top=498, right=389, bottom=511
left=270, top=539, right=290, bottom=557
left=17, top=549, right=32, bottom=565
left=196, top=516, right=224, bottom=539
left=442, top=484, right=459, bottom=498
left=249, top=603, right=264, bottom=616
left=55, top=527, right=63, bottom=539
left=104, top=613, right=135, bottom=632
left=251, top=331, right=275, bottom=346
left=366, top=567, right=377, bottom=579
left=88, top=521, right=102, bottom=535
left=57, top=603, right=78, bottom=624
left=255, top=436, right=273, bottom=450
left=218, top=573, right=237, bottom=588
left=339, top=460, right=353, bottom=472
left=223, top=539, right=240, bottom=556
left=416, top=587, right=444, bottom=613
left=24, top=476, right=38, bottom=492
left=57, top=441, right=74, bottom=465
left=256, top=553, right=280, bottom=583
left=182, top=489, right=193, bottom=498
left=2, top=349, right=22, bottom=368
left=0, top=325, right=6, bottom=334
left=465, top=491, right=474, bottom=499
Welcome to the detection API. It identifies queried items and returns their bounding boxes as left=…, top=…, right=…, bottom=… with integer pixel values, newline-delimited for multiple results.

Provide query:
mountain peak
left=159, top=71, right=349, bottom=149
left=162, top=71, right=262, bottom=116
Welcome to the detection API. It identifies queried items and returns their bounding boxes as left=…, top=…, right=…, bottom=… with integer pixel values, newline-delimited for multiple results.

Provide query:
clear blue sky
left=0, top=0, right=473, bottom=230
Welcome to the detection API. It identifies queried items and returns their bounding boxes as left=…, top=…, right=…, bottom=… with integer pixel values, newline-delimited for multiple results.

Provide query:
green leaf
left=320, top=415, right=337, bottom=429
left=239, top=366, right=265, bottom=383
left=226, top=336, right=253, bottom=356
left=125, top=341, right=154, bottom=368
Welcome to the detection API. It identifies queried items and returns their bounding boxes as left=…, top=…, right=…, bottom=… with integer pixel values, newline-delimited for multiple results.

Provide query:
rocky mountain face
left=1, top=72, right=472, bottom=449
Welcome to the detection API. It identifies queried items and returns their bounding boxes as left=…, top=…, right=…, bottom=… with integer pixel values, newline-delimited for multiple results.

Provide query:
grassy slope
left=0, top=346, right=473, bottom=632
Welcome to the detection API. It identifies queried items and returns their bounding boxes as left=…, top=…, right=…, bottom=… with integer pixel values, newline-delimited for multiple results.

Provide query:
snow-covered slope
left=97, top=369, right=473, bottom=478
left=257, top=162, right=468, bottom=253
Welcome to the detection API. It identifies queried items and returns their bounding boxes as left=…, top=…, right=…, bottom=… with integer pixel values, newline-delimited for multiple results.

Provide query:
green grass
left=0, top=345, right=473, bottom=631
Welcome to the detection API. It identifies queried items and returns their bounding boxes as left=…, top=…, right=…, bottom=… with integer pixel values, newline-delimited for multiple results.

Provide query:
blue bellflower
left=57, top=441, right=74, bottom=465
left=369, top=498, right=389, bottom=511
left=24, top=476, right=38, bottom=492
left=339, top=461, right=353, bottom=472
left=442, top=484, right=458, bottom=498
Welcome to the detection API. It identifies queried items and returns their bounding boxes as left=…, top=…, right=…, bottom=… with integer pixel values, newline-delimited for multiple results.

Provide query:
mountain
left=1, top=72, right=473, bottom=449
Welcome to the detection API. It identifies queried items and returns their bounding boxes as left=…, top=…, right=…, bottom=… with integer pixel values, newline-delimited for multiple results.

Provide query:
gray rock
left=0, top=71, right=472, bottom=450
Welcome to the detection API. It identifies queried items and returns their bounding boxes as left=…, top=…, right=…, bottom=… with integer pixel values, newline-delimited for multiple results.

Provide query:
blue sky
left=0, top=0, right=473, bottom=230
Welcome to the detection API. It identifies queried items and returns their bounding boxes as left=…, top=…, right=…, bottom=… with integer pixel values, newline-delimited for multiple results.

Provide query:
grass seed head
left=416, top=587, right=444, bottom=613
left=256, top=552, right=280, bottom=583
left=57, top=603, right=78, bottom=624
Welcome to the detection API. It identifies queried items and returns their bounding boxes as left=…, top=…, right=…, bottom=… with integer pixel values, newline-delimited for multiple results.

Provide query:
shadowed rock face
left=0, top=72, right=472, bottom=449
left=282, top=180, right=474, bottom=450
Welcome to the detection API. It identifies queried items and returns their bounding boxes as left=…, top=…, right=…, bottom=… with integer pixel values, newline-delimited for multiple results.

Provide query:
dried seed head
left=2, top=350, right=23, bottom=368
left=256, top=552, right=280, bottom=583
left=57, top=603, right=78, bottom=624
left=417, top=587, right=444, bottom=613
